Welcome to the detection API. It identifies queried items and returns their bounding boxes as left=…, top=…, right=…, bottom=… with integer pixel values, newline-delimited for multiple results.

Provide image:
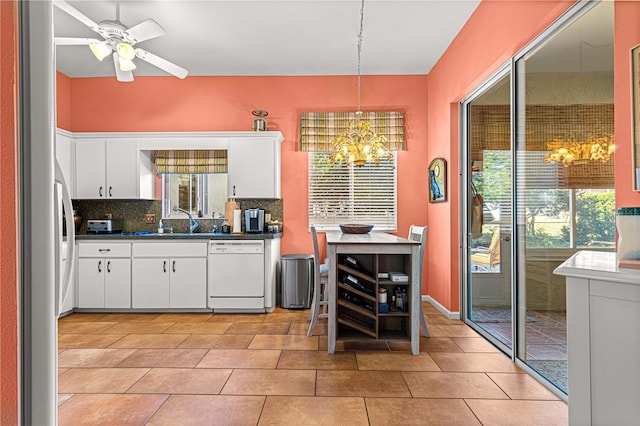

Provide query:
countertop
left=75, top=232, right=282, bottom=241
left=325, top=231, right=418, bottom=245
left=553, top=250, right=640, bottom=285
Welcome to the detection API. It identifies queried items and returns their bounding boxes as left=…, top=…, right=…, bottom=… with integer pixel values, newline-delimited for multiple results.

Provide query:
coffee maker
left=245, top=208, right=265, bottom=233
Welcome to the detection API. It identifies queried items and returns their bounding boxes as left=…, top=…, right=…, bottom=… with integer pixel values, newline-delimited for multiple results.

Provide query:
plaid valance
left=298, top=111, right=405, bottom=152
left=155, top=150, right=227, bottom=174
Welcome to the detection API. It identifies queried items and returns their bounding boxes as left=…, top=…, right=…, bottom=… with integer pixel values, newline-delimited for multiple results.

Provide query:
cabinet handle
left=163, top=260, right=167, bottom=273
left=98, top=260, right=102, bottom=273
left=98, top=248, right=111, bottom=253
left=109, top=186, right=113, bottom=197
left=233, top=185, right=236, bottom=197
left=172, top=260, right=176, bottom=273
left=99, top=186, right=103, bottom=197
left=107, top=260, right=111, bottom=273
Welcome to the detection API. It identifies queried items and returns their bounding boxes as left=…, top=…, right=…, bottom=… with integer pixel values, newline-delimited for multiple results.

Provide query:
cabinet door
left=106, top=138, right=138, bottom=198
left=132, top=258, right=170, bottom=308
left=104, top=258, right=131, bottom=308
left=75, top=139, right=106, bottom=199
left=77, top=258, right=105, bottom=308
left=170, top=257, right=207, bottom=308
left=56, top=131, right=74, bottom=197
left=227, top=137, right=280, bottom=198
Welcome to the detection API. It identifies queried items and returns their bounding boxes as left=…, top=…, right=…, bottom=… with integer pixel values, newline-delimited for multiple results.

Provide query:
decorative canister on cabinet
left=251, top=110, right=268, bottom=131
left=616, top=207, right=640, bottom=267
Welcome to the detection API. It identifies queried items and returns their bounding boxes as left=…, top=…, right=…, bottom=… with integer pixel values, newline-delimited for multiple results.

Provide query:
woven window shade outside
left=155, top=150, right=227, bottom=174
left=470, top=104, right=614, bottom=189
left=299, top=111, right=405, bottom=152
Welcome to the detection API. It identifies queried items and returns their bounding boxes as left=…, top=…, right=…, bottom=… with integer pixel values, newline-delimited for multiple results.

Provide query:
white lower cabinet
left=132, top=241, right=207, bottom=309
left=77, top=242, right=132, bottom=309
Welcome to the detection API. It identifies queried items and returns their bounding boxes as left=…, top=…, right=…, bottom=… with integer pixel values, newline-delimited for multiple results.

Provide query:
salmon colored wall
left=426, top=0, right=574, bottom=311
left=63, top=74, right=430, bottom=275
left=0, top=1, right=19, bottom=423
left=56, top=1, right=640, bottom=318
left=56, top=72, right=72, bottom=130
left=614, top=1, right=640, bottom=209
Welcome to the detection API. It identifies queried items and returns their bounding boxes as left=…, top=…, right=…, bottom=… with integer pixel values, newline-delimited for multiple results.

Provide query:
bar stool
left=307, top=225, right=329, bottom=336
left=408, top=224, right=429, bottom=337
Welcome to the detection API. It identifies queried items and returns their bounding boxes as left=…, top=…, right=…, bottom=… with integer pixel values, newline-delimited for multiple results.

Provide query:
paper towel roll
left=233, top=209, right=242, bottom=233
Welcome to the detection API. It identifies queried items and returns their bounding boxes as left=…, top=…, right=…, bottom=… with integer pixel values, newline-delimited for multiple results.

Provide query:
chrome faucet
left=173, top=206, right=200, bottom=233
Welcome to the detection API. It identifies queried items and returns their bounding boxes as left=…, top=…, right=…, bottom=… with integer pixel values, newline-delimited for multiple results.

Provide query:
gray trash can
left=281, top=254, right=314, bottom=309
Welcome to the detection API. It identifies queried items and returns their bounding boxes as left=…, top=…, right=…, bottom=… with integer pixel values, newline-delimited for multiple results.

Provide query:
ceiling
left=54, top=0, right=482, bottom=78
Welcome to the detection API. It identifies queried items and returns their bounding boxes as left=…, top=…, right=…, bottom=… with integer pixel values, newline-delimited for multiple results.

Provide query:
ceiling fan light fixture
left=118, top=57, right=137, bottom=72
left=89, top=42, right=111, bottom=61
left=116, top=42, right=136, bottom=61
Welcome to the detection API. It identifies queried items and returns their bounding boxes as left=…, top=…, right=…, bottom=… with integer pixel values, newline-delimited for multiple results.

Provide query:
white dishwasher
left=208, top=240, right=265, bottom=312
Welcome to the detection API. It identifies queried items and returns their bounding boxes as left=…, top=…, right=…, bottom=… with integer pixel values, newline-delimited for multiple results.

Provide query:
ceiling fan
left=54, top=0, right=188, bottom=82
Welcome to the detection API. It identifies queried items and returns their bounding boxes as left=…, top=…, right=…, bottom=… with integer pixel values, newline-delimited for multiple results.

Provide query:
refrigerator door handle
left=55, top=160, right=75, bottom=317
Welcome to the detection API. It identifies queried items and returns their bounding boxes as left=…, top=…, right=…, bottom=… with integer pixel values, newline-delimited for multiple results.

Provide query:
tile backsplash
left=74, top=199, right=283, bottom=234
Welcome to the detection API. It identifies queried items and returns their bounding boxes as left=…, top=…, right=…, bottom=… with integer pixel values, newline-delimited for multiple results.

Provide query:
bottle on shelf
left=341, top=255, right=371, bottom=276
left=342, top=274, right=374, bottom=296
left=340, top=291, right=374, bottom=312
left=157, top=219, right=164, bottom=234
left=394, top=286, right=407, bottom=312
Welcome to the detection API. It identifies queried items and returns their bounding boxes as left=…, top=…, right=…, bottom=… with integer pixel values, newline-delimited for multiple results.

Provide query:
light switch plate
left=145, top=214, right=156, bottom=224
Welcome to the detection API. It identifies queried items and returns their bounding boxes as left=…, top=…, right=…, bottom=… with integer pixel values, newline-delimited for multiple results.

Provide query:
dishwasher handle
left=209, top=241, right=264, bottom=254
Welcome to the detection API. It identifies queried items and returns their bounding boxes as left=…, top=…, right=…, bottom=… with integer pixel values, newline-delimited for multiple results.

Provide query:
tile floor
left=57, top=303, right=567, bottom=425
left=474, top=310, right=568, bottom=393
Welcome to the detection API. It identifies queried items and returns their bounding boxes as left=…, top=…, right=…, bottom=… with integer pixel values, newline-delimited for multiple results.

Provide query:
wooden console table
left=326, top=231, right=420, bottom=355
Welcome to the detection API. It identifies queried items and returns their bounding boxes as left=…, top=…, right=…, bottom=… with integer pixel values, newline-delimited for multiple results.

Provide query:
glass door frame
left=460, top=63, right=515, bottom=358
left=460, top=0, right=601, bottom=402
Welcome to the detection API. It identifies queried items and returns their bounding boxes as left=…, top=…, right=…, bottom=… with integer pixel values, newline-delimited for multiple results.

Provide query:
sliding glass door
left=462, top=1, right=614, bottom=396
left=465, top=71, right=514, bottom=353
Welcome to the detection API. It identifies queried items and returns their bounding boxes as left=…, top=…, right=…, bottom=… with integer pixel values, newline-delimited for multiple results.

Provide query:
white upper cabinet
left=75, top=137, right=154, bottom=199
left=55, top=130, right=74, bottom=196
left=227, top=135, right=282, bottom=199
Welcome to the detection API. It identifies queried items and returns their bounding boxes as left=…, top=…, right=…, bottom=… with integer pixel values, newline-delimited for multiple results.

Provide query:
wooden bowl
left=339, top=224, right=374, bottom=234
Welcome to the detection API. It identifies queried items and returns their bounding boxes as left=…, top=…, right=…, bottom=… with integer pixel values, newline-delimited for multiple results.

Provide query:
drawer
left=77, top=242, right=131, bottom=258
left=132, top=241, right=208, bottom=258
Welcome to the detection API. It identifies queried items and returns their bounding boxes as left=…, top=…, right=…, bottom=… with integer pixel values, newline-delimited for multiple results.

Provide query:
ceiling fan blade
left=112, top=53, right=134, bottom=82
left=124, top=19, right=166, bottom=44
left=55, top=37, right=103, bottom=46
left=53, top=0, right=101, bottom=33
left=135, top=48, right=188, bottom=79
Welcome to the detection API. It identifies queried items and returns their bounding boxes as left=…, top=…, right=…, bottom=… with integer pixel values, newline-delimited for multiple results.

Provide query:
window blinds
left=308, top=152, right=397, bottom=231
left=155, top=150, right=227, bottom=174
left=299, top=112, right=405, bottom=152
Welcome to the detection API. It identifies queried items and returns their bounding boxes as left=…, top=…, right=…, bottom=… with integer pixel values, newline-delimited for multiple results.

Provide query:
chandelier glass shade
left=543, top=135, right=615, bottom=166
left=329, top=0, right=390, bottom=167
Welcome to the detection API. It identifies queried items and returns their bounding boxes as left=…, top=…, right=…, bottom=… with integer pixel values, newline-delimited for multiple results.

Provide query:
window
left=308, top=152, right=397, bottom=231
left=162, top=173, right=227, bottom=219
left=474, top=149, right=615, bottom=253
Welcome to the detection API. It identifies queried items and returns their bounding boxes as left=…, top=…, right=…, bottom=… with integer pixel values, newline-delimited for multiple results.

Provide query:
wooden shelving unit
left=336, top=253, right=412, bottom=341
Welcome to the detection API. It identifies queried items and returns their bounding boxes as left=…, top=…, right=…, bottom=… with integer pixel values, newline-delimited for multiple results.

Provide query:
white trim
left=67, top=131, right=283, bottom=151
left=423, top=295, right=460, bottom=320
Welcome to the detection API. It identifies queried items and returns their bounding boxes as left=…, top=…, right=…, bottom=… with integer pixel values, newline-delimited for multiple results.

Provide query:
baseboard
left=423, top=295, right=460, bottom=320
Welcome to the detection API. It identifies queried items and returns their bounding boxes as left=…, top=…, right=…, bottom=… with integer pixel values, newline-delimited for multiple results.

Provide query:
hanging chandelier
left=543, top=135, right=615, bottom=166
left=330, top=0, right=391, bottom=167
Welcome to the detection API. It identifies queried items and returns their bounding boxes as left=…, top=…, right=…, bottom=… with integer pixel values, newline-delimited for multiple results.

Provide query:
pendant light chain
left=329, top=0, right=392, bottom=167
left=357, top=0, right=364, bottom=112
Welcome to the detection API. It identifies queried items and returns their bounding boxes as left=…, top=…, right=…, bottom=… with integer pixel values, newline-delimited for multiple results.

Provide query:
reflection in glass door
left=465, top=71, right=514, bottom=353
left=514, top=1, right=615, bottom=395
